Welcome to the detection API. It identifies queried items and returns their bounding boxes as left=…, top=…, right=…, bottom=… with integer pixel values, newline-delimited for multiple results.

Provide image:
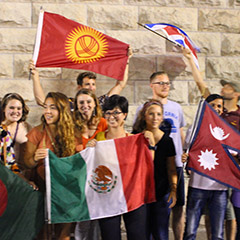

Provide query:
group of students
left=0, top=46, right=239, bottom=240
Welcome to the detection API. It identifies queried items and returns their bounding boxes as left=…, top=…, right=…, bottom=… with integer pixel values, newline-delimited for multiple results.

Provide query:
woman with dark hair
left=24, top=92, right=76, bottom=240
left=86, top=95, right=155, bottom=240
left=133, top=99, right=177, bottom=240
left=0, top=93, right=31, bottom=174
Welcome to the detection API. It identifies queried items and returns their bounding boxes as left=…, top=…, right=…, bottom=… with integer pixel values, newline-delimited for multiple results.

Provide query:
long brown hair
left=132, top=99, right=163, bottom=133
left=73, top=89, right=102, bottom=132
left=42, top=92, right=75, bottom=157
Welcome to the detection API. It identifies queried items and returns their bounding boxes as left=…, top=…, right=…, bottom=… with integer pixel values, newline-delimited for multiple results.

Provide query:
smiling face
left=77, top=94, right=96, bottom=120
left=4, top=99, right=23, bottom=123
left=104, top=107, right=127, bottom=128
left=43, top=98, right=59, bottom=125
left=209, top=98, right=224, bottom=115
left=145, top=104, right=163, bottom=130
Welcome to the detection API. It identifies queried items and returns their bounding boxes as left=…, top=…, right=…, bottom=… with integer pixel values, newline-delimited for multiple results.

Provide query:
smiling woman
left=0, top=93, right=31, bottom=174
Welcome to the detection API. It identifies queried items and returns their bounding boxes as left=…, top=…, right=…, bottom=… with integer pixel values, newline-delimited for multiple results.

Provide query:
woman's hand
left=34, top=148, right=48, bottom=163
left=182, top=152, right=189, bottom=163
left=168, top=186, right=177, bottom=208
left=143, top=130, right=155, bottom=147
left=86, top=139, right=97, bottom=148
left=28, top=181, right=39, bottom=191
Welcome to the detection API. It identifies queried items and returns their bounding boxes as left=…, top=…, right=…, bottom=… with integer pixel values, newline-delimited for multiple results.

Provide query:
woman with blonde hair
left=24, top=92, right=76, bottom=240
left=133, top=99, right=178, bottom=240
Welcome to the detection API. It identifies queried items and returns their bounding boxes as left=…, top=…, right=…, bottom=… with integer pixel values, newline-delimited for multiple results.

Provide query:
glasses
left=152, top=81, right=170, bottom=86
left=104, top=111, right=123, bottom=118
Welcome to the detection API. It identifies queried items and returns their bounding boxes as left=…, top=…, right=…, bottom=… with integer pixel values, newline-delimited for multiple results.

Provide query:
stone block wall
left=1, top=0, right=240, bottom=131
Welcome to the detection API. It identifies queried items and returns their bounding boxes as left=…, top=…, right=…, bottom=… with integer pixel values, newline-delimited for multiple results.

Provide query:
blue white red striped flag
left=144, top=23, right=200, bottom=69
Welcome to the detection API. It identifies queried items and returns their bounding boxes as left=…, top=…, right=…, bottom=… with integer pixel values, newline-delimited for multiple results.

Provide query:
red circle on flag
left=0, top=179, right=8, bottom=216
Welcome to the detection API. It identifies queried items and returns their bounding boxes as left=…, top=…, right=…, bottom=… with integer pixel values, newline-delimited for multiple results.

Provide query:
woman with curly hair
left=133, top=99, right=177, bottom=240
left=0, top=93, right=32, bottom=174
left=24, top=92, right=76, bottom=240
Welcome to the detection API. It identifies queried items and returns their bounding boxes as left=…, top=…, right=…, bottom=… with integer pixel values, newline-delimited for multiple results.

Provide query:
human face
left=43, top=98, right=59, bottom=125
left=220, top=84, right=236, bottom=100
left=104, top=107, right=126, bottom=128
left=150, top=74, right=170, bottom=99
left=4, top=99, right=23, bottom=123
left=209, top=98, right=224, bottom=115
left=145, top=104, right=163, bottom=130
left=78, top=77, right=96, bottom=93
left=77, top=94, right=96, bottom=120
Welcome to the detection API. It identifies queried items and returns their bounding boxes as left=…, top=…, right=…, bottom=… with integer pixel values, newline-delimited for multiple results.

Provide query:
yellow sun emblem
left=65, top=26, right=108, bottom=64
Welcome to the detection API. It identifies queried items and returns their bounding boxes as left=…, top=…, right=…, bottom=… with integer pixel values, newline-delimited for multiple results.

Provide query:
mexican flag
left=0, top=164, right=44, bottom=240
left=33, top=11, right=129, bottom=81
left=45, top=133, right=155, bottom=224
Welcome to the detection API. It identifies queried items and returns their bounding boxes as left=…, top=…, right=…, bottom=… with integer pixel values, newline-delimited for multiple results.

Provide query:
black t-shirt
left=154, top=133, right=176, bottom=200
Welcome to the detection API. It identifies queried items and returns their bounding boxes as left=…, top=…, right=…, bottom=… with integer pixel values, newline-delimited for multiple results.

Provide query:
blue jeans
left=184, top=187, right=227, bottom=240
left=147, top=194, right=171, bottom=240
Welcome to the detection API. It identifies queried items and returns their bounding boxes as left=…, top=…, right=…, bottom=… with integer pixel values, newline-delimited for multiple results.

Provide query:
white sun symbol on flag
left=198, top=149, right=219, bottom=170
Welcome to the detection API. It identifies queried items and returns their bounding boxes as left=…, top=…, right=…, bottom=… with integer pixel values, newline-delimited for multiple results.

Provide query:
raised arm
left=182, top=47, right=210, bottom=98
left=107, top=47, right=133, bottom=97
left=29, top=60, right=46, bottom=106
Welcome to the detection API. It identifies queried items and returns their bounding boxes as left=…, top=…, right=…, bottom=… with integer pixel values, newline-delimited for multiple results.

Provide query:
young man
left=30, top=47, right=132, bottom=107
left=183, top=47, right=240, bottom=240
left=183, top=94, right=228, bottom=240
left=134, top=71, right=186, bottom=240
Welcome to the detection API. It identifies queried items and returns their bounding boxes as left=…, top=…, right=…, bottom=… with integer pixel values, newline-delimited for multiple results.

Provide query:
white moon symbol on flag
left=209, top=124, right=230, bottom=140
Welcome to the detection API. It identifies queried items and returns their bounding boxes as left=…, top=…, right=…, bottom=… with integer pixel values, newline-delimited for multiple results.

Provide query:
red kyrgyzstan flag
left=187, top=100, right=240, bottom=190
left=33, top=11, right=129, bottom=81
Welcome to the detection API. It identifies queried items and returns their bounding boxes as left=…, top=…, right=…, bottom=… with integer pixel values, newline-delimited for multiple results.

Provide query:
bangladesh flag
left=45, top=133, right=156, bottom=224
left=0, top=164, right=44, bottom=240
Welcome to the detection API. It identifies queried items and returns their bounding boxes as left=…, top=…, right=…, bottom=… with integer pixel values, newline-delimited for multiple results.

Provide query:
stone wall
left=1, top=0, right=240, bottom=130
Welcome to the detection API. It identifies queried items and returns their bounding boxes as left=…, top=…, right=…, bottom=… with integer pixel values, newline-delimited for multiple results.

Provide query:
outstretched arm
left=29, top=60, right=45, bottom=106
left=182, top=47, right=210, bottom=98
left=107, top=47, right=133, bottom=97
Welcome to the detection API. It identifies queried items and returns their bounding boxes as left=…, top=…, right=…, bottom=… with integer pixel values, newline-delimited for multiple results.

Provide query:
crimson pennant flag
left=187, top=99, right=240, bottom=190
left=33, top=11, right=129, bottom=80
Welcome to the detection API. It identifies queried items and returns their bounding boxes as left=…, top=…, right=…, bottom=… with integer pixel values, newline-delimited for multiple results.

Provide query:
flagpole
left=137, top=22, right=182, bottom=48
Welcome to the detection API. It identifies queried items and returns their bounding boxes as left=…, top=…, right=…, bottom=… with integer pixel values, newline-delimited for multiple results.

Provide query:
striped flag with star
left=33, top=11, right=129, bottom=80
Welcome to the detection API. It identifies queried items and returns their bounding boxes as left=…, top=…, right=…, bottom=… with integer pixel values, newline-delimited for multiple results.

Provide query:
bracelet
left=148, top=145, right=156, bottom=151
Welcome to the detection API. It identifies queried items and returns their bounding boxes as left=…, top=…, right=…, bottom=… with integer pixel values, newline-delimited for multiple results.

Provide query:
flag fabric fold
left=0, top=164, right=44, bottom=240
left=33, top=11, right=129, bottom=80
left=144, top=23, right=200, bottom=69
left=45, top=133, right=155, bottom=224
left=187, top=100, right=240, bottom=190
